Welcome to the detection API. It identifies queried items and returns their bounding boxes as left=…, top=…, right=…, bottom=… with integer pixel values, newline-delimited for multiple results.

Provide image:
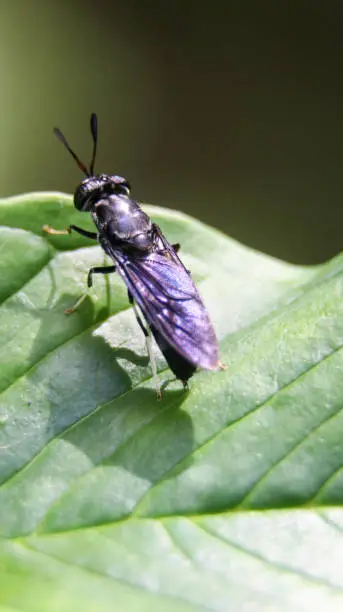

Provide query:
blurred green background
left=1, top=1, right=343, bottom=264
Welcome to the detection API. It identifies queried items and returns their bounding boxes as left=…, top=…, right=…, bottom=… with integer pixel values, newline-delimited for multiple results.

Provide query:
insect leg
left=127, top=291, right=148, bottom=336
left=43, top=224, right=98, bottom=240
left=87, top=265, right=116, bottom=287
left=64, top=293, right=90, bottom=315
left=128, top=290, right=162, bottom=399
left=65, top=265, right=116, bottom=315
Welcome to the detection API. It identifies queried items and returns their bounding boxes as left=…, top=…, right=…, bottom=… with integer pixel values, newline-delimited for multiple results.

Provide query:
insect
left=44, top=114, right=221, bottom=397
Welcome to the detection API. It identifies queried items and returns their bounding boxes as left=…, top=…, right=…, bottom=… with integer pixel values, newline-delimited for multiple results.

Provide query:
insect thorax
left=92, top=194, right=153, bottom=252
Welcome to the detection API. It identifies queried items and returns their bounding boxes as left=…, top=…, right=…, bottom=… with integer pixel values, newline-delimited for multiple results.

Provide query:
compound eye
left=74, top=184, right=90, bottom=211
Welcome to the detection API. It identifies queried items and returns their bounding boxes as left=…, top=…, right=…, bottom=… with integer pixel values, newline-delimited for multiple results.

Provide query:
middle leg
left=65, top=265, right=116, bottom=314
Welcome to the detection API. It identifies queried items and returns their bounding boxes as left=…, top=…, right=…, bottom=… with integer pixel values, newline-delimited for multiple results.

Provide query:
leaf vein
left=236, top=405, right=343, bottom=508
left=315, top=512, right=343, bottom=536
left=192, top=520, right=343, bottom=592
left=308, top=466, right=343, bottom=504
left=18, top=539, right=212, bottom=611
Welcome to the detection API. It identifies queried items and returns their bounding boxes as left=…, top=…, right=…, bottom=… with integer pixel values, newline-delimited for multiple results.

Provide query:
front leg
left=43, top=224, right=98, bottom=240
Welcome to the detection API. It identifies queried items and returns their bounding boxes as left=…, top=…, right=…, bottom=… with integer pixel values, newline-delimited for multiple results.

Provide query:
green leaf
left=0, top=192, right=343, bottom=611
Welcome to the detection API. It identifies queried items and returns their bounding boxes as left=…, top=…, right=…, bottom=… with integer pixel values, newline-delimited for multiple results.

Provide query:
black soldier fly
left=44, top=113, right=221, bottom=397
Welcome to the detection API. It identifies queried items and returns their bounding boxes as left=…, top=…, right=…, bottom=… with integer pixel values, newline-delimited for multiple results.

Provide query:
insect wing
left=111, top=248, right=219, bottom=370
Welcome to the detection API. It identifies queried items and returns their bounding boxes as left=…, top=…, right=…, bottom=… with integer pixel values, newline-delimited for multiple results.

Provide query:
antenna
left=53, top=112, right=98, bottom=177
left=89, top=113, right=98, bottom=176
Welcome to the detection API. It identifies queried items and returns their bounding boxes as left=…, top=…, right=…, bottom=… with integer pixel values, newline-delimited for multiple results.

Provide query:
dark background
left=2, top=1, right=343, bottom=264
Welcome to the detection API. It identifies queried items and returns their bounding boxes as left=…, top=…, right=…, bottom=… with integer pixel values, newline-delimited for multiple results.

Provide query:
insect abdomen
left=150, top=324, right=196, bottom=384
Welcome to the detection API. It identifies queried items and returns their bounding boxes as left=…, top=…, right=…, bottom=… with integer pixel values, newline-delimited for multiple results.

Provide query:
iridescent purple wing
left=109, top=247, right=219, bottom=371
